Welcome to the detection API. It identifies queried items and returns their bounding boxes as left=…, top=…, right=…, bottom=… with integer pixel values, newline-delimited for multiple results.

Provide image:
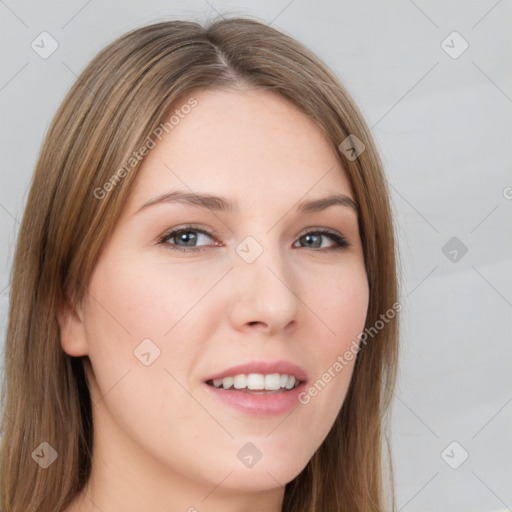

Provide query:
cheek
left=82, top=253, right=222, bottom=422
left=328, top=264, right=369, bottom=372
left=295, top=263, right=369, bottom=438
left=85, top=253, right=215, bottom=347
left=82, top=257, right=226, bottom=476
left=309, top=261, right=369, bottom=348
left=335, top=269, right=370, bottom=338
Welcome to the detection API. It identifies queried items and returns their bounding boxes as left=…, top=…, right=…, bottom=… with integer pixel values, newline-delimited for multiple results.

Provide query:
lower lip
left=202, top=381, right=307, bottom=416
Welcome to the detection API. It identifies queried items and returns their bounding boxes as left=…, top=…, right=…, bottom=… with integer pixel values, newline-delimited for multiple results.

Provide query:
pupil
left=304, top=234, right=320, bottom=248
left=179, top=232, right=196, bottom=246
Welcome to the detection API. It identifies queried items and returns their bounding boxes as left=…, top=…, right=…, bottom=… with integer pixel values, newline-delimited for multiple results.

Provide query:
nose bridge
left=231, top=233, right=301, bottom=331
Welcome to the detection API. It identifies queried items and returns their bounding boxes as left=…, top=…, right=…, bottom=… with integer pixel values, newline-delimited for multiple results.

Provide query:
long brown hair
left=0, top=16, right=400, bottom=511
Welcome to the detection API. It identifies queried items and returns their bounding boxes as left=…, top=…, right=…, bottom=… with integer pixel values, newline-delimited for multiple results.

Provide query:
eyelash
left=158, top=225, right=350, bottom=253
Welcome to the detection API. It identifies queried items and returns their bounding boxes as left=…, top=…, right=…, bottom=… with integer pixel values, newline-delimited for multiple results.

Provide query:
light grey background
left=1, top=1, right=511, bottom=511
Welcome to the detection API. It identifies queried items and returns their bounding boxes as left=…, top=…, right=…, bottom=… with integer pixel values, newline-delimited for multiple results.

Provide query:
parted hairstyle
left=0, top=16, right=400, bottom=512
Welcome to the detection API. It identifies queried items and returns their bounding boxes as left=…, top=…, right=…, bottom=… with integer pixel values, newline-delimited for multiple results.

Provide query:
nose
left=229, top=240, right=302, bottom=336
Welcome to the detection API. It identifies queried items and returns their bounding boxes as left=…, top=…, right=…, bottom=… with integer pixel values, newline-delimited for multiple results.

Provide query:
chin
left=211, top=455, right=309, bottom=492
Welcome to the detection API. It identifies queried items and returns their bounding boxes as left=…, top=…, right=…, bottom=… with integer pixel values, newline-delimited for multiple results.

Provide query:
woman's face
left=61, top=88, right=369, bottom=498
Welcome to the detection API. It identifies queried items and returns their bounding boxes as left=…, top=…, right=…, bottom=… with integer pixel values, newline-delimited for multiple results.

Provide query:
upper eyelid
left=161, top=225, right=217, bottom=239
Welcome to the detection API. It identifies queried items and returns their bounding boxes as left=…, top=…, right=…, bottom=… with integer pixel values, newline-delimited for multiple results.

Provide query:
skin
left=59, top=87, right=369, bottom=512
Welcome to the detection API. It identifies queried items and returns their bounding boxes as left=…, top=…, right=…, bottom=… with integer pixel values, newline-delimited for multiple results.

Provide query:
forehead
left=127, top=88, right=353, bottom=211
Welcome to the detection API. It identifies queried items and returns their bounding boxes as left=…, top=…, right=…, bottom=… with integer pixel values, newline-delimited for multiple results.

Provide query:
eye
left=158, top=225, right=220, bottom=253
left=158, top=225, right=350, bottom=253
left=293, top=228, right=350, bottom=251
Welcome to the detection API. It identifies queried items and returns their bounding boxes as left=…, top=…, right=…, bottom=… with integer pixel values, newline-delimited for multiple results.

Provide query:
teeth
left=233, top=374, right=247, bottom=389
left=210, top=373, right=300, bottom=391
left=285, top=375, right=296, bottom=390
left=247, top=373, right=265, bottom=390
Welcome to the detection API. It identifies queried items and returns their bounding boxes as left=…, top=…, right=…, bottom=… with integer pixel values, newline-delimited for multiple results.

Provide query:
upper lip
left=204, top=360, right=308, bottom=383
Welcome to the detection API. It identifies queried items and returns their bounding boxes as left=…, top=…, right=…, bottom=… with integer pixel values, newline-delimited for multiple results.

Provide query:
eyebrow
left=134, top=190, right=358, bottom=215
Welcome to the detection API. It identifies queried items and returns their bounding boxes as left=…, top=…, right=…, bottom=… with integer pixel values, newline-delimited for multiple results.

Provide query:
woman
left=0, top=16, right=400, bottom=512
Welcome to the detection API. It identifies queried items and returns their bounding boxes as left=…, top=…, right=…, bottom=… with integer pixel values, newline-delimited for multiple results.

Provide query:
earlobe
left=58, top=299, right=89, bottom=357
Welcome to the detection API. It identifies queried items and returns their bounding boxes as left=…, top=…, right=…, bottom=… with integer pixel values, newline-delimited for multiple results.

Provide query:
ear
left=57, top=297, right=89, bottom=357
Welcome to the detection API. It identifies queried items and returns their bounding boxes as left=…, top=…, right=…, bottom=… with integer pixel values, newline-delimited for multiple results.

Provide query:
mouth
left=202, top=361, right=308, bottom=415
left=205, top=372, right=303, bottom=393
left=203, top=375, right=306, bottom=416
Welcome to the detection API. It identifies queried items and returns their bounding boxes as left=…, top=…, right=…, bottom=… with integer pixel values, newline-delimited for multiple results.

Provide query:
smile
left=206, top=372, right=302, bottom=392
